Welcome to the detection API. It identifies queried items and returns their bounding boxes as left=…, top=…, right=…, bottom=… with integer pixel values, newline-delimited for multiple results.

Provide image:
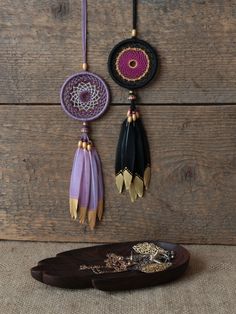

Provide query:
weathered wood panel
left=0, top=0, right=236, bottom=104
left=0, top=105, right=236, bottom=244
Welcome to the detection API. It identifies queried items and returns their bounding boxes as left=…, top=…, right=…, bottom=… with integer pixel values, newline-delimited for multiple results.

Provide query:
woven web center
left=115, top=47, right=150, bottom=81
left=70, top=82, right=100, bottom=112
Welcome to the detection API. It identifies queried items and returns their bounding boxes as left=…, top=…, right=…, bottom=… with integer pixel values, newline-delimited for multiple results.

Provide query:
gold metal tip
left=115, top=173, right=124, bottom=193
left=97, top=199, right=104, bottom=221
left=79, top=207, right=87, bottom=224
left=70, top=198, right=78, bottom=220
left=134, top=176, right=144, bottom=197
left=129, top=182, right=137, bottom=202
left=132, top=29, right=137, bottom=37
left=82, top=63, right=88, bottom=71
left=123, top=169, right=133, bottom=190
left=88, top=211, right=97, bottom=230
left=144, top=167, right=151, bottom=189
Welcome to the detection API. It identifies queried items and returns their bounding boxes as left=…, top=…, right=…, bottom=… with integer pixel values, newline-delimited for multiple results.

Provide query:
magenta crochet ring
left=60, top=72, right=109, bottom=121
left=108, top=38, right=158, bottom=90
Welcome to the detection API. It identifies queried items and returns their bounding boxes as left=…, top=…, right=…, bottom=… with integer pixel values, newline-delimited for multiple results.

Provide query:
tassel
left=78, top=146, right=91, bottom=224
left=134, top=118, right=145, bottom=197
left=93, top=149, right=104, bottom=221
left=115, top=120, right=127, bottom=193
left=114, top=91, right=151, bottom=201
left=139, top=118, right=151, bottom=189
left=123, top=114, right=136, bottom=191
left=69, top=147, right=84, bottom=220
left=69, top=122, right=105, bottom=229
left=87, top=145, right=99, bottom=230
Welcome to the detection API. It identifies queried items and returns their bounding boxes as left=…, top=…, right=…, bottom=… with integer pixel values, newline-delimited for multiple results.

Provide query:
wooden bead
left=127, top=110, right=131, bottom=117
left=78, top=140, right=82, bottom=148
left=132, top=113, right=137, bottom=121
left=128, top=94, right=136, bottom=101
left=82, top=63, right=87, bottom=71
left=128, top=116, right=132, bottom=123
left=132, top=29, right=136, bottom=37
left=87, top=144, right=92, bottom=151
left=82, top=141, right=87, bottom=149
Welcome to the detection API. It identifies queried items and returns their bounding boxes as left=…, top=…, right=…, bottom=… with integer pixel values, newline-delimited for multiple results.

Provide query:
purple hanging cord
left=82, top=0, right=87, bottom=69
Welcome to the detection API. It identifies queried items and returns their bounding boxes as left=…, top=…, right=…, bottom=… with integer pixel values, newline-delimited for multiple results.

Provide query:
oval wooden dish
left=31, top=241, right=190, bottom=291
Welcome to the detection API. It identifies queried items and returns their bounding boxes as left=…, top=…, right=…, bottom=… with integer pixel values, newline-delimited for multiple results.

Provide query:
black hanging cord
left=132, top=0, right=137, bottom=35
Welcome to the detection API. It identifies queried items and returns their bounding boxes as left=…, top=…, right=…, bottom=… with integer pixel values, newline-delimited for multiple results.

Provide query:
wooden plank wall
left=0, top=0, right=236, bottom=244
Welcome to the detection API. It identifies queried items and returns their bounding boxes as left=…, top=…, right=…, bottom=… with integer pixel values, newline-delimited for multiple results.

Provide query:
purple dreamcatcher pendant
left=108, top=0, right=158, bottom=202
left=60, top=0, right=109, bottom=229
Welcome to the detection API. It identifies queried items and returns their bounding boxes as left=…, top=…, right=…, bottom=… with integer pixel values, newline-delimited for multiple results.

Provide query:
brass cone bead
left=127, top=110, right=131, bottom=117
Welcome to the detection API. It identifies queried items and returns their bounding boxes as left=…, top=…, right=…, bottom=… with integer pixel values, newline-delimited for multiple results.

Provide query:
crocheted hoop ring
left=60, top=72, right=109, bottom=122
left=108, top=38, right=158, bottom=90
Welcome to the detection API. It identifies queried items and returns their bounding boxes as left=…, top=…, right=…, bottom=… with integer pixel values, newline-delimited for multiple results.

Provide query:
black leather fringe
left=115, top=104, right=151, bottom=201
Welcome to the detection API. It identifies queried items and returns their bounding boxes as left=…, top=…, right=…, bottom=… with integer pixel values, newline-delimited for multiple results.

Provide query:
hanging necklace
left=60, top=0, right=109, bottom=229
left=108, top=0, right=158, bottom=202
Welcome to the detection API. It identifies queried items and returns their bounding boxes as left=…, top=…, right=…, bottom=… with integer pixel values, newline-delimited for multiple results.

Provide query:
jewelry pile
left=79, top=242, right=175, bottom=274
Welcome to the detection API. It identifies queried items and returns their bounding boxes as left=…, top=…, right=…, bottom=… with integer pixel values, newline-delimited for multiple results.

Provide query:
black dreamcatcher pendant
left=108, top=0, right=158, bottom=202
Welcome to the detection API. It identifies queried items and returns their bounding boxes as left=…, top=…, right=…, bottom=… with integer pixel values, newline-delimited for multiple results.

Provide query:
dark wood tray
left=31, top=241, right=190, bottom=291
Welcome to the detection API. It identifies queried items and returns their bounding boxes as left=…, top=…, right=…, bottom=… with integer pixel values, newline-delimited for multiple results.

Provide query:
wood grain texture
left=0, top=0, right=236, bottom=104
left=1, top=105, right=236, bottom=244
